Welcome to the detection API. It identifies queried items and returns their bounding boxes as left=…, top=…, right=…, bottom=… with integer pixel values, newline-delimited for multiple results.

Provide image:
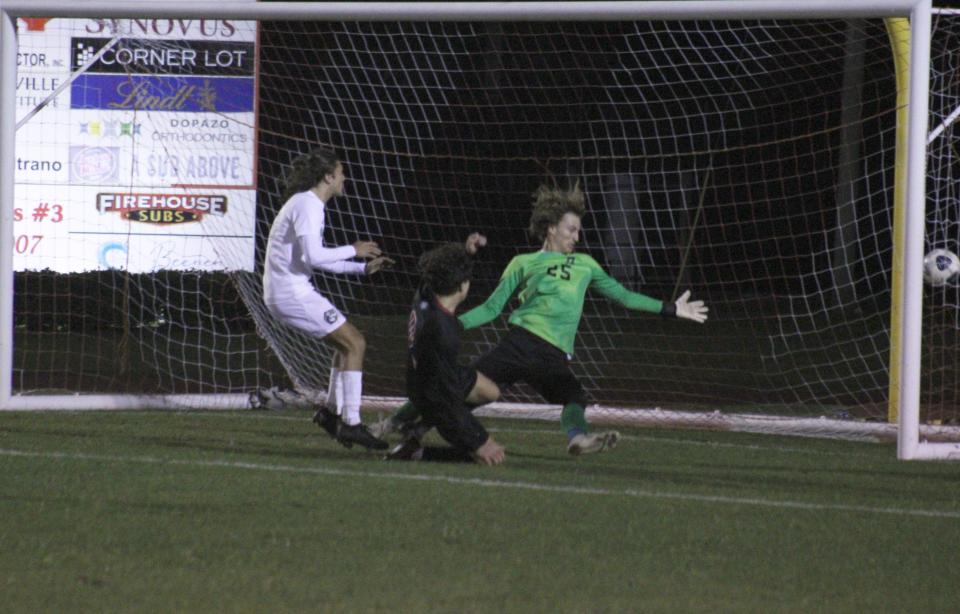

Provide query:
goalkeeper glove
left=663, top=290, right=708, bottom=323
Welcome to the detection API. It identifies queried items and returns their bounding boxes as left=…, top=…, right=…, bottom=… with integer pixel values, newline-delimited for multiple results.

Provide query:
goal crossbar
left=0, top=1, right=925, bottom=21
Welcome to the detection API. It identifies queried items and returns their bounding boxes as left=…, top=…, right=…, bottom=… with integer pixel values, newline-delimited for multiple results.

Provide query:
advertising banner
left=13, top=16, right=259, bottom=273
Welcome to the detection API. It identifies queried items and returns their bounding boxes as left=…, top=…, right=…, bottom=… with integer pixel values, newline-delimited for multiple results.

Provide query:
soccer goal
left=1, top=1, right=956, bottom=459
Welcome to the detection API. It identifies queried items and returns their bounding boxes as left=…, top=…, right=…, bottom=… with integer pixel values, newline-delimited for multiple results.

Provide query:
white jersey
left=263, top=190, right=356, bottom=304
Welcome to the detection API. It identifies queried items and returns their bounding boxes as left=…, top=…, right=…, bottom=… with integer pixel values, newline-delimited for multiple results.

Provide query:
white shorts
left=266, top=292, right=346, bottom=339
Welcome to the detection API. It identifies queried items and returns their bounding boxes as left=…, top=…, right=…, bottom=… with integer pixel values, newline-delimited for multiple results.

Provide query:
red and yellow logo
left=96, top=193, right=227, bottom=224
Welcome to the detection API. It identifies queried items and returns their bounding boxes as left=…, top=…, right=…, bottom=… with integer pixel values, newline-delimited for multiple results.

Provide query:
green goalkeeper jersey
left=458, top=250, right=663, bottom=355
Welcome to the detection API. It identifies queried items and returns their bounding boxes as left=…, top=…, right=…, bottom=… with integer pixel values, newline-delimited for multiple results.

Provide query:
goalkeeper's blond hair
left=527, top=182, right=586, bottom=242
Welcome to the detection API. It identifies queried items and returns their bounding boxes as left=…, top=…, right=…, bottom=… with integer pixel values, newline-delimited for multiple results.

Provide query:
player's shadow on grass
left=120, top=431, right=371, bottom=463
left=1, top=420, right=384, bottom=463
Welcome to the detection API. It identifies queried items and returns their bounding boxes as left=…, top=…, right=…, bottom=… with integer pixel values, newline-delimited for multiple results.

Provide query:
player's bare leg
left=466, top=373, right=500, bottom=406
left=320, top=322, right=386, bottom=450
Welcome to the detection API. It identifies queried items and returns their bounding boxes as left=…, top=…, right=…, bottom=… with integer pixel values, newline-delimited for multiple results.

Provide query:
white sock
left=340, top=370, right=363, bottom=426
left=326, top=367, right=342, bottom=415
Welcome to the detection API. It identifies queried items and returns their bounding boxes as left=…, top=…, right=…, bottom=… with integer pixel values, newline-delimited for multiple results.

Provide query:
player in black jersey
left=388, top=236, right=506, bottom=465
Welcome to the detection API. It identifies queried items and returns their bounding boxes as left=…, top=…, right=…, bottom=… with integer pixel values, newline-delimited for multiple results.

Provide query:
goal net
left=924, top=9, right=960, bottom=433
left=2, top=2, right=956, bottom=450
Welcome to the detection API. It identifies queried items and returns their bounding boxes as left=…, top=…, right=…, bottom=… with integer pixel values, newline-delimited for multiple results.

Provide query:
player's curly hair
left=418, top=243, right=474, bottom=296
left=527, top=182, right=586, bottom=241
left=282, top=147, right=340, bottom=201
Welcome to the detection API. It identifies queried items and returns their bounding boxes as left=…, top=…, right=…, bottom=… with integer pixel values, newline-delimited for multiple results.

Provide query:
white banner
left=13, top=15, right=258, bottom=273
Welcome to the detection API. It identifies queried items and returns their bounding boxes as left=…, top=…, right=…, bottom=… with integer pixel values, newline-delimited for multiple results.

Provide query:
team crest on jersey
left=324, top=309, right=339, bottom=324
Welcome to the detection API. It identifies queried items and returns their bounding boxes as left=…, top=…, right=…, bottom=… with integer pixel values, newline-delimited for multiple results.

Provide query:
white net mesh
left=252, top=18, right=906, bottom=422
left=925, top=10, right=960, bottom=423
left=9, top=12, right=960, bottom=438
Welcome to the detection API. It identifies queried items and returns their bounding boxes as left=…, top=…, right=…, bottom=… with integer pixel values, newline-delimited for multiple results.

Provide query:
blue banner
left=71, top=75, right=254, bottom=112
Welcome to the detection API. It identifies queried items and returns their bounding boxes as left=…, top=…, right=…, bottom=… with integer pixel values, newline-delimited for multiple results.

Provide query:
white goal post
left=0, top=1, right=955, bottom=460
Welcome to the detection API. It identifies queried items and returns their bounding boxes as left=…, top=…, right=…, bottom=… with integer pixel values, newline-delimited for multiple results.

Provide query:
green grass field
left=1, top=409, right=959, bottom=613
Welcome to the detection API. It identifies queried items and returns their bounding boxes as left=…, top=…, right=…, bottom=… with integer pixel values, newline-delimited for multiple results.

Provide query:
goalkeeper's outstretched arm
left=589, top=260, right=708, bottom=324
left=458, top=255, right=524, bottom=330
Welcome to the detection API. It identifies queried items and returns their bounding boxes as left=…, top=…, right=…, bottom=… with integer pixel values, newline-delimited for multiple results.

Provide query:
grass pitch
left=1, top=409, right=959, bottom=613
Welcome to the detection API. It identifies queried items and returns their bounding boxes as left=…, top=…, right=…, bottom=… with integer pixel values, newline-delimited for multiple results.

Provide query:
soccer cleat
left=312, top=406, right=341, bottom=439
left=369, top=416, right=400, bottom=439
left=336, top=422, right=389, bottom=451
left=567, top=431, right=620, bottom=456
left=384, top=436, right=424, bottom=461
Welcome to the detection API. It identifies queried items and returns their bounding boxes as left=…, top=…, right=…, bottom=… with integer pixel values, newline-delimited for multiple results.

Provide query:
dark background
left=14, top=13, right=960, bottom=417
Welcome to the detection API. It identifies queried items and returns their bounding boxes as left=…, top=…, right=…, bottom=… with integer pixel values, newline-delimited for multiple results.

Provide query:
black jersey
left=406, top=287, right=486, bottom=451
left=406, top=286, right=472, bottom=412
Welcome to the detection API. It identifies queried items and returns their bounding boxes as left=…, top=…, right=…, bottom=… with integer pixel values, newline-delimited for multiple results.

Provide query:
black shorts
left=456, top=366, right=479, bottom=402
left=431, top=403, right=488, bottom=452
left=411, top=366, right=484, bottom=451
left=473, top=326, right=587, bottom=406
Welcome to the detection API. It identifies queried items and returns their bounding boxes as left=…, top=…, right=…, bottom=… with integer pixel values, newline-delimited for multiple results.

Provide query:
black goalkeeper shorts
left=473, top=326, right=587, bottom=407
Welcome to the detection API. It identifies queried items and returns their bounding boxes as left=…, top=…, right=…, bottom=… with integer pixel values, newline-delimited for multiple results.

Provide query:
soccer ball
left=923, top=248, right=960, bottom=286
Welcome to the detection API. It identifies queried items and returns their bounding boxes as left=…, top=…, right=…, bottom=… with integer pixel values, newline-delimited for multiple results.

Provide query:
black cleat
left=336, top=422, right=389, bottom=451
left=312, top=406, right=341, bottom=439
left=384, top=435, right=424, bottom=461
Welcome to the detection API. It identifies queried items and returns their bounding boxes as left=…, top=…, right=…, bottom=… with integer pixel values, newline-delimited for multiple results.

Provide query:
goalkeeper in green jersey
left=376, top=182, right=708, bottom=455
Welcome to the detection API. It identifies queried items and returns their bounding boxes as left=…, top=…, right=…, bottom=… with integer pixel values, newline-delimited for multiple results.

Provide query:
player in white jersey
left=263, top=147, right=392, bottom=450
